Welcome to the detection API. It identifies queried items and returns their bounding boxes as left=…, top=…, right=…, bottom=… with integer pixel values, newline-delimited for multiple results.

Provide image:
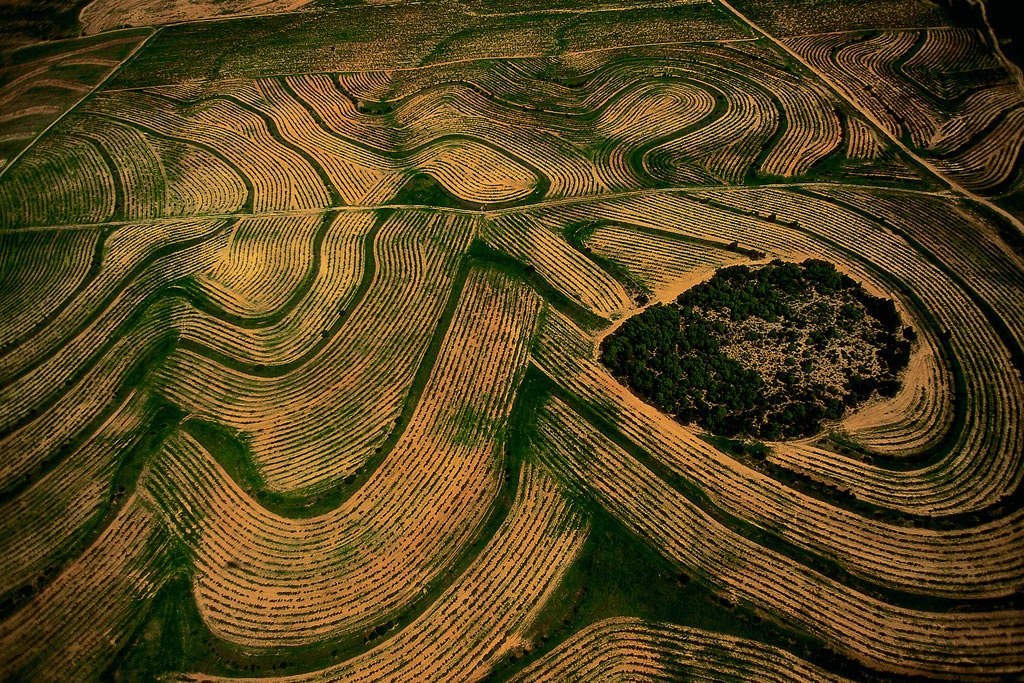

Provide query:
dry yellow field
left=1, top=0, right=1023, bottom=680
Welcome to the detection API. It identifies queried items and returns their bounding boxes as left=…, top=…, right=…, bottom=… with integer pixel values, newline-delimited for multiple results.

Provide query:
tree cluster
left=600, top=259, right=912, bottom=439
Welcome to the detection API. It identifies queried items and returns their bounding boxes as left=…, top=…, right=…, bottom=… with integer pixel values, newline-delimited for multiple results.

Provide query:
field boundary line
left=714, top=0, right=1024, bottom=239
left=103, top=8, right=312, bottom=32
left=462, top=0, right=705, bottom=19
left=0, top=27, right=161, bottom=183
left=99, top=38, right=761, bottom=92
left=0, top=183, right=957, bottom=233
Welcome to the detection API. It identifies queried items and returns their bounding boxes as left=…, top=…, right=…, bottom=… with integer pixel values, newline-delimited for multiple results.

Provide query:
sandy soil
left=80, top=0, right=313, bottom=34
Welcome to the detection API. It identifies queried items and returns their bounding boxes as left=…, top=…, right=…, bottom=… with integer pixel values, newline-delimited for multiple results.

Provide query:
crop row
left=200, top=214, right=324, bottom=319
left=177, top=211, right=372, bottom=367
left=511, top=617, right=845, bottom=682
left=838, top=322, right=952, bottom=457
left=0, top=227, right=227, bottom=491
left=0, top=133, right=116, bottom=228
left=157, top=210, right=474, bottom=493
left=534, top=396, right=1024, bottom=677
left=0, top=391, right=152, bottom=601
left=88, top=91, right=331, bottom=212
left=0, top=228, right=99, bottom=349
left=282, top=74, right=594, bottom=201
left=582, top=223, right=750, bottom=295
left=533, top=306, right=1024, bottom=600
left=0, top=225, right=223, bottom=399
left=141, top=268, right=539, bottom=647
left=580, top=187, right=1001, bottom=511
left=0, top=218, right=225, bottom=380
left=902, top=28, right=1006, bottom=101
left=80, top=0, right=310, bottom=35
left=932, top=106, right=1024, bottom=193
left=787, top=28, right=1024, bottom=195
left=817, top=188, right=1024, bottom=360
left=0, top=498, right=168, bottom=681
left=585, top=189, right=954, bottom=459
left=167, top=462, right=586, bottom=682
left=482, top=212, right=632, bottom=318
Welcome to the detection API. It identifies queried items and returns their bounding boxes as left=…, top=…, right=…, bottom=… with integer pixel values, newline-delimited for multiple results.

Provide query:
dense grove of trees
left=600, top=259, right=912, bottom=439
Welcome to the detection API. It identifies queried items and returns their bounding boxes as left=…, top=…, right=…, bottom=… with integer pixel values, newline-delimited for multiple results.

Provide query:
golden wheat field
left=1, top=0, right=1023, bottom=680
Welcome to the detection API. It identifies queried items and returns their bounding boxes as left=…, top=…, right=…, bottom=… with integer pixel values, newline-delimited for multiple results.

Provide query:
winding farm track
left=1, top=1, right=1024, bottom=680
left=714, top=0, right=1024, bottom=238
left=0, top=29, right=159, bottom=183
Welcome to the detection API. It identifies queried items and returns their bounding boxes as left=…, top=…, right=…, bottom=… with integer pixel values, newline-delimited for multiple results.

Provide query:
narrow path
left=0, top=28, right=160, bottom=183
left=463, top=0, right=692, bottom=19
left=714, top=0, right=1024, bottom=238
left=100, top=37, right=759, bottom=92
left=0, top=182, right=956, bottom=233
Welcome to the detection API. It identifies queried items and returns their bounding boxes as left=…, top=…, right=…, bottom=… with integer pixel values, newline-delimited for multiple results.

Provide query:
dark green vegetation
left=106, top=2, right=746, bottom=88
left=0, top=0, right=92, bottom=43
left=2, top=0, right=1022, bottom=679
left=601, top=259, right=912, bottom=439
left=488, top=371, right=914, bottom=683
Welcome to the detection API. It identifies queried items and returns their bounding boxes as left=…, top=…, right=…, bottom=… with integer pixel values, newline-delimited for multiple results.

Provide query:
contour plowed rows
left=142, top=268, right=539, bottom=647
left=532, top=193, right=953, bottom=461
left=0, top=228, right=99, bottom=349
left=200, top=214, right=324, bottom=319
left=568, top=187, right=1015, bottom=514
left=787, top=28, right=1024, bottom=194
left=0, top=222, right=228, bottom=490
left=483, top=212, right=631, bottom=318
left=581, top=223, right=750, bottom=295
left=0, top=11, right=1021, bottom=681
left=0, top=132, right=116, bottom=228
left=156, top=210, right=473, bottom=493
left=178, top=211, right=371, bottom=367
left=169, top=462, right=586, bottom=682
left=0, top=499, right=168, bottom=682
left=0, top=217, right=226, bottom=382
left=534, top=396, right=1024, bottom=677
left=0, top=43, right=893, bottom=226
left=511, top=617, right=846, bottom=682
left=816, top=187, right=1024, bottom=357
left=533, top=307, right=1024, bottom=601
left=80, top=0, right=310, bottom=35
left=0, top=391, right=152, bottom=600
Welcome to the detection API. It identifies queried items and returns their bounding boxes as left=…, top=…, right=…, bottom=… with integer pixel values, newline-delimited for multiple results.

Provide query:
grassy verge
left=563, top=220, right=651, bottom=302
left=469, top=240, right=607, bottom=332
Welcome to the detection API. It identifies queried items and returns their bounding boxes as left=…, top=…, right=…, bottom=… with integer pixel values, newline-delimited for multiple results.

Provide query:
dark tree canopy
left=600, top=259, right=913, bottom=439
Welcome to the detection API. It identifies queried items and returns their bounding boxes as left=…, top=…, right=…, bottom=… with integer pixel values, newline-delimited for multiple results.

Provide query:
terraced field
left=1, top=0, right=1023, bottom=680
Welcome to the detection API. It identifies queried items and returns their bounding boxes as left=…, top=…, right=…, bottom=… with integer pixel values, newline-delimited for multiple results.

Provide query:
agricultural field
left=0, top=0, right=1023, bottom=681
